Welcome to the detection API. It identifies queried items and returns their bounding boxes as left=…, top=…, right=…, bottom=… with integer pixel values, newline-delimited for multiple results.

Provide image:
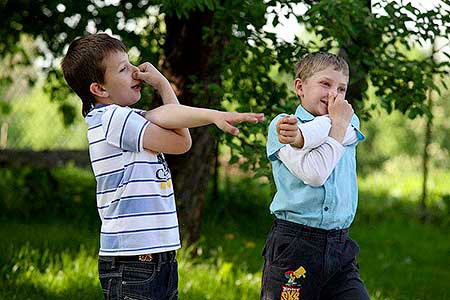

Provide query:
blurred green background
left=1, top=79, right=449, bottom=299
left=1, top=0, right=449, bottom=299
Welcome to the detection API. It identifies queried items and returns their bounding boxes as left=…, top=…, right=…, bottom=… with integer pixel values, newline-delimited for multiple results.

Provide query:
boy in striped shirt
left=61, top=33, right=264, bottom=300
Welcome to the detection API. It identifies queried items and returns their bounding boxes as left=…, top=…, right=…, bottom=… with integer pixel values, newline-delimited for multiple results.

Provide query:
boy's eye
left=320, top=81, right=330, bottom=87
left=120, top=67, right=126, bottom=72
left=338, top=87, right=347, bottom=93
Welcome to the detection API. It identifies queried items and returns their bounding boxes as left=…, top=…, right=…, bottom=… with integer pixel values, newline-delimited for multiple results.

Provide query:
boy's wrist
left=290, top=129, right=304, bottom=148
left=211, top=110, right=224, bottom=125
left=329, top=123, right=347, bottom=143
left=154, top=78, right=170, bottom=91
left=330, top=118, right=350, bottom=129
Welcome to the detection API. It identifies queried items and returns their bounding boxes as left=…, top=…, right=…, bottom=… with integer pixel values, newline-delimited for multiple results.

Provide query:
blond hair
left=295, top=52, right=349, bottom=81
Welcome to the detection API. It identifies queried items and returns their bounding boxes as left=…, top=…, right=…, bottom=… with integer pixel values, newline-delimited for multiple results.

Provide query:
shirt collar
left=94, top=104, right=110, bottom=109
left=294, top=105, right=315, bottom=122
left=294, top=104, right=360, bottom=129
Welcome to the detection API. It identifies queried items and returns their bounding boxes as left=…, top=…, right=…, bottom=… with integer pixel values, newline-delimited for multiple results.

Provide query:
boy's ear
left=90, top=83, right=109, bottom=98
left=294, top=78, right=304, bottom=97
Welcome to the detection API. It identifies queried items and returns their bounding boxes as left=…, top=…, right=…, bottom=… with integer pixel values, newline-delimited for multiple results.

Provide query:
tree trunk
left=162, top=10, right=224, bottom=244
left=420, top=86, right=433, bottom=215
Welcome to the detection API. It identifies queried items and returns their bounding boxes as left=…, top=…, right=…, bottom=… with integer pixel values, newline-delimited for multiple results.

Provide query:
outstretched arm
left=134, top=62, right=264, bottom=135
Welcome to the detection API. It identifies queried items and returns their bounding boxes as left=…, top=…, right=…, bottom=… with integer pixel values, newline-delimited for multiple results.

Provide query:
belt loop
left=156, top=253, right=162, bottom=272
left=111, top=256, right=116, bottom=269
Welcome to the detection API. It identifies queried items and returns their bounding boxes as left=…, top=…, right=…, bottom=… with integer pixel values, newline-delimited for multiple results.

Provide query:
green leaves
left=0, top=0, right=449, bottom=177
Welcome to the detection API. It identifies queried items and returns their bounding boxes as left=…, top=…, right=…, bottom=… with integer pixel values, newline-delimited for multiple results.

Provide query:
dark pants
left=261, top=219, right=370, bottom=300
left=98, top=251, right=178, bottom=300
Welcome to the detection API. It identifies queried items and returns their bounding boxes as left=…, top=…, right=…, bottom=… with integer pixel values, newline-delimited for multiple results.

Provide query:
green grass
left=0, top=173, right=449, bottom=300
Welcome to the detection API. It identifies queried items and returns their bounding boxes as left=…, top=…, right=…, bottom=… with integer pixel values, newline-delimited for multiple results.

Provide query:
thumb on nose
left=133, top=71, right=143, bottom=80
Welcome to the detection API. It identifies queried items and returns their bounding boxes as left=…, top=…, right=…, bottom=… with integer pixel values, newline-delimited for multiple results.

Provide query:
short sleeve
left=266, top=114, right=288, bottom=161
left=101, top=105, right=150, bottom=152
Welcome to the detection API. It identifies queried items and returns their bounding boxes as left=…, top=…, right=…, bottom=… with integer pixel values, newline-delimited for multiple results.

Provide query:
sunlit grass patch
left=1, top=243, right=101, bottom=299
left=178, top=246, right=261, bottom=299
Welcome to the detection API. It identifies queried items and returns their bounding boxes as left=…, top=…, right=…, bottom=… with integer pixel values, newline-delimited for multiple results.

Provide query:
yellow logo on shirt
left=160, top=179, right=172, bottom=190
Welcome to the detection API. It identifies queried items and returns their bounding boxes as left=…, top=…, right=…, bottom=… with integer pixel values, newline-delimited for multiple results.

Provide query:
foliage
left=357, top=78, right=450, bottom=176
left=0, top=165, right=98, bottom=224
left=0, top=0, right=449, bottom=172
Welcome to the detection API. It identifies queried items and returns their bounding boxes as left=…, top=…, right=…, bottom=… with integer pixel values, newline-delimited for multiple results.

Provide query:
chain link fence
left=0, top=82, right=88, bottom=151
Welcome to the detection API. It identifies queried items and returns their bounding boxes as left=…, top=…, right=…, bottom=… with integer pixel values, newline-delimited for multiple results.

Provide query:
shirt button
left=324, top=206, right=329, bottom=211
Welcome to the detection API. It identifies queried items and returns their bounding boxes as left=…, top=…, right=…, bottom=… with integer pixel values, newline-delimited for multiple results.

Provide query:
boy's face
left=294, top=66, right=348, bottom=116
left=96, top=50, right=142, bottom=106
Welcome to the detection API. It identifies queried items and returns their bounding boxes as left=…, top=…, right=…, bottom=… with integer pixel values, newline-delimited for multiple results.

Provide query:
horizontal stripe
left=102, top=197, right=176, bottom=217
left=124, top=161, right=160, bottom=167
left=89, top=138, right=106, bottom=145
left=100, top=243, right=181, bottom=254
left=121, top=193, right=174, bottom=200
left=88, top=123, right=102, bottom=130
left=101, top=225, right=178, bottom=235
left=96, top=168, right=125, bottom=178
left=98, top=192, right=175, bottom=209
left=103, top=210, right=176, bottom=220
left=96, top=178, right=172, bottom=195
left=92, top=152, right=123, bottom=163
left=96, top=172, right=124, bottom=193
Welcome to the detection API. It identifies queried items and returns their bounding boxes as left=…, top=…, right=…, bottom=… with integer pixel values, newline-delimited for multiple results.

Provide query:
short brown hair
left=61, top=33, right=127, bottom=116
left=295, top=52, right=349, bottom=81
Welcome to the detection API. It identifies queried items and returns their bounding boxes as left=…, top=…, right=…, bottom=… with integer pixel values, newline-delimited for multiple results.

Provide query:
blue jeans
left=98, top=251, right=178, bottom=300
left=261, top=219, right=370, bottom=300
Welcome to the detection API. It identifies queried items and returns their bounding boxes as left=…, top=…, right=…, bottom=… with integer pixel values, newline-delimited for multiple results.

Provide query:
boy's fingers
left=279, top=130, right=297, bottom=138
left=221, top=122, right=239, bottom=135
left=335, top=93, right=345, bottom=102
left=132, top=71, right=144, bottom=80
left=138, top=62, right=152, bottom=72
left=328, top=92, right=336, bottom=104
left=279, top=123, right=298, bottom=131
left=284, top=116, right=298, bottom=124
left=233, top=113, right=265, bottom=124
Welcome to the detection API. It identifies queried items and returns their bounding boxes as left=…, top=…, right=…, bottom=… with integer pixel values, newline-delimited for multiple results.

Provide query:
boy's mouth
left=132, top=83, right=142, bottom=91
left=320, top=99, right=328, bottom=106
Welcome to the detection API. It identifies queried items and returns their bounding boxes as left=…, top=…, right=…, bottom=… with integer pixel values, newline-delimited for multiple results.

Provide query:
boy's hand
left=132, top=62, right=168, bottom=90
left=327, top=92, right=353, bottom=143
left=214, top=112, right=265, bottom=136
left=327, top=92, right=353, bottom=127
left=276, top=116, right=301, bottom=145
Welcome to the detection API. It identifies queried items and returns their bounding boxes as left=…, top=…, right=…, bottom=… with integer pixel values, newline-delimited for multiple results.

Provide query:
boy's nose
left=131, top=65, right=140, bottom=73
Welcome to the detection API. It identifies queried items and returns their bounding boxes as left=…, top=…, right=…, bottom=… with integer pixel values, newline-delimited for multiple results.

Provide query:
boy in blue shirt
left=61, top=33, right=264, bottom=300
left=261, top=52, right=370, bottom=300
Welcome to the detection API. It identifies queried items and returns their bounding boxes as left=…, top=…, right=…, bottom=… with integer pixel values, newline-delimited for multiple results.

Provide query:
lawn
left=0, top=173, right=448, bottom=300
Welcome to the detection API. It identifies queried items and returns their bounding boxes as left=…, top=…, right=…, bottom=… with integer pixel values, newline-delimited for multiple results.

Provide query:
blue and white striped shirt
left=86, top=104, right=181, bottom=256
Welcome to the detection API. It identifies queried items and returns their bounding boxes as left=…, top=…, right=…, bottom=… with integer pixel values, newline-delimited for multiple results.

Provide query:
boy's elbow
left=183, top=136, right=192, bottom=153
left=176, top=136, right=192, bottom=154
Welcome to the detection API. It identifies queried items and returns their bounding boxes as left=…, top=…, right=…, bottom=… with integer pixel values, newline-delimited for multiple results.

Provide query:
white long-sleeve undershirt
left=277, top=116, right=358, bottom=186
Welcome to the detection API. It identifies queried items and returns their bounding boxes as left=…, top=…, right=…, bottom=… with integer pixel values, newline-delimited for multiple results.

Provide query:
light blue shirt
left=266, top=105, right=365, bottom=230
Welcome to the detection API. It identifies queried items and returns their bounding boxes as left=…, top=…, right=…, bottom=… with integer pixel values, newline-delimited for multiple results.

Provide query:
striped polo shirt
left=86, top=104, right=181, bottom=256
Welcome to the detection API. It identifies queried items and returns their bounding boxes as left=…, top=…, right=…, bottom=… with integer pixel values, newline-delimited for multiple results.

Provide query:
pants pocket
left=98, top=259, right=122, bottom=300
left=270, top=230, right=298, bottom=265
